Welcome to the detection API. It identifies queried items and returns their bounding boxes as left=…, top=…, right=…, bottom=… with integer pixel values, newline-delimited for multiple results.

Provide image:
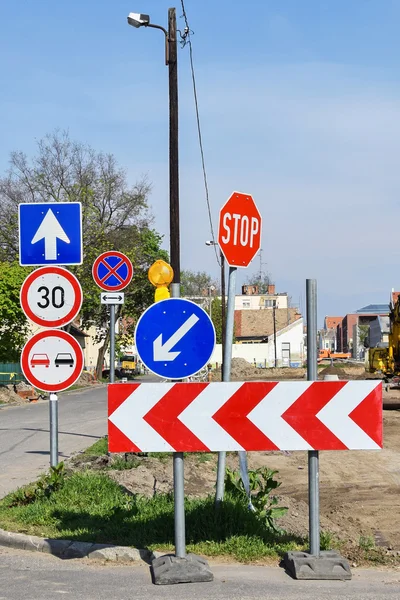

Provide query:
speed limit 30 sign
left=20, top=266, right=83, bottom=328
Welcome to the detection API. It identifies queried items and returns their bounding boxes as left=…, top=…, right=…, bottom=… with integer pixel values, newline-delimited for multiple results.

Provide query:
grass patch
left=82, top=437, right=108, bottom=456
left=82, top=439, right=215, bottom=466
left=0, top=471, right=304, bottom=562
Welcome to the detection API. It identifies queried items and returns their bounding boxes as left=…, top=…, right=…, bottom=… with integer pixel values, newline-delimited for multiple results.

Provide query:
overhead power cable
left=179, top=0, right=220, bottom=266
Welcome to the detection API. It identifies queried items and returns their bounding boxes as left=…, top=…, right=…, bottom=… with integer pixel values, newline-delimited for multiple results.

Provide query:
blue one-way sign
left=19, top=202, right=83, bottom=266
left=135, top=298, right=215, bottom=380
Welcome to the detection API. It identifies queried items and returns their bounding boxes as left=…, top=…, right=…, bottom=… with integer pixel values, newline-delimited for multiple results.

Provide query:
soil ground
left=76, top=361, right=400, bottom=561
left=100, top=408, right=400, bottom=556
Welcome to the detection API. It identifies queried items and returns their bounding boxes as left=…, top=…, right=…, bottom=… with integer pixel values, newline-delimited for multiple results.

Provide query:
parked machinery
left=368, top=296, right=400, bottom=378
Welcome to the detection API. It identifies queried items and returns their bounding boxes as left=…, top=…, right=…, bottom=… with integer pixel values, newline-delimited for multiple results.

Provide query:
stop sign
left=218, top=191, right=262, bottom=267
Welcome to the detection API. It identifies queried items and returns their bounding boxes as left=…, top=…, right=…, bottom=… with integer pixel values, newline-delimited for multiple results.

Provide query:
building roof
left=355, top=304, right=389, bottom=314
left=324, top=316, right=343, bottom=330
left=234, top=308, right=301, bottom=339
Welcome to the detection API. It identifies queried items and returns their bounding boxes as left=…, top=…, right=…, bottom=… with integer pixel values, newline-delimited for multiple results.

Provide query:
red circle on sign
left=218, top=191, right=262, bottom=267
left=92, top=251, right=133, bottom=291
left=20, top=266, right=83, bottom=328
left=21, top=330, right=84, bottom=393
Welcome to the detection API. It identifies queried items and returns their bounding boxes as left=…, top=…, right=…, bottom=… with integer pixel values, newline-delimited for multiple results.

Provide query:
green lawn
left=0, top=471, right=304, bottom=562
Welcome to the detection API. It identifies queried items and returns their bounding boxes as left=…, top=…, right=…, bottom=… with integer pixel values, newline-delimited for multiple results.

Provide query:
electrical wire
left=179, top=0, right=220, bottom=266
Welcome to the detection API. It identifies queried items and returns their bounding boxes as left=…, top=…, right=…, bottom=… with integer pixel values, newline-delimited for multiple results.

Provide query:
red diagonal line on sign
left=349, top=384, right=383, bottom=447
left=143, top=383, right=210, bottom=452
left=282, top=381, right=348, bottom=450
left=100, top=258, right=125, bottom=284
left=108, top=420, right=141, bottom=453
left=212, top=382, right=280, bottom=450
left=108, top=383, right=140, bottom=416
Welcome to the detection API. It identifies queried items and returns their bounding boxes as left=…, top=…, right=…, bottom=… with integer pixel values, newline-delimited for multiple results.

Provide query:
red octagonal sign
left=218, top=191, right=262, bottom=267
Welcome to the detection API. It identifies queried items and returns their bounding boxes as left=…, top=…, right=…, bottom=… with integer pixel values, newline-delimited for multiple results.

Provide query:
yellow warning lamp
left=148, top=260, right=174, bottom=302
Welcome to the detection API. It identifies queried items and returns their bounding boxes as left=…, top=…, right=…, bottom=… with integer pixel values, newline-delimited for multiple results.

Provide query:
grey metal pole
left=109, top=304, right=116, bottom=384
left=273, top=305, right=277, bottom=367
left=306, top=278, right=320, bottom=557
left=170, top=282, right=186, bottom=558
left=220, top=251, right=226, bottom=375
left=216, top=266, right=237, bottom=506
left=49, top=393, right=58, bottom=468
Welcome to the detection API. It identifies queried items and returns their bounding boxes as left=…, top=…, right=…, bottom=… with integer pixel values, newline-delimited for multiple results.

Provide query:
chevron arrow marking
left=144, top=383, right=210, bottom=452
left=212, top=382, right=280, bottom=451
left=317, top=381, right=382, bottom=450
left=281, top=381, right=348, bottom=450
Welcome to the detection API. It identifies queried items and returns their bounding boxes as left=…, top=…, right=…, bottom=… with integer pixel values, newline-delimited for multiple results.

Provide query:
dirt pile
left=213, top=358, right=306, bottom=381
left=0, top=384, right=29, bottom=405
left=319, top=364, right=367, bottom=380
left=76, top=370, right=101, bottom=386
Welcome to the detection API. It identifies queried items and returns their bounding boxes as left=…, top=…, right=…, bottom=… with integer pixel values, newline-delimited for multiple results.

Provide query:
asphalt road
left=0, top=547, right=399, bottom=600
left=0, top=385, right=107, bottom=498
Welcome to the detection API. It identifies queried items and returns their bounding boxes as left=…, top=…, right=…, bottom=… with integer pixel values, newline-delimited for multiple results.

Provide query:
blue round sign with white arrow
left=134, top=298, right=216, bottom=380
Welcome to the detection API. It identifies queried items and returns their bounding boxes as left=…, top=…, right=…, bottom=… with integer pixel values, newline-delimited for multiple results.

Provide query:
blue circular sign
left=135, top=298, right=216, bottom=380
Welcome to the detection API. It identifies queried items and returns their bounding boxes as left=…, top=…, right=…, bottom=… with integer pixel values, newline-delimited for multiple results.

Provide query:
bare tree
left=0, top=130, right=152, bottom=260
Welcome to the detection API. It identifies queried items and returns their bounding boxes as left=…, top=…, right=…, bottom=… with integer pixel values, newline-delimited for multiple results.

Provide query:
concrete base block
left=283, top=550, right=352, bottom=580
left=151, top=553, right=214, bottom=585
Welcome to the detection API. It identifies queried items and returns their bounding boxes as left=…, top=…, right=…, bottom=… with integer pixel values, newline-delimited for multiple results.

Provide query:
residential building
left=319, top=316, right=343, bottom=352
left=234, top=284, right=288, bottom=310
left=337, top=304, right=389, bottom=354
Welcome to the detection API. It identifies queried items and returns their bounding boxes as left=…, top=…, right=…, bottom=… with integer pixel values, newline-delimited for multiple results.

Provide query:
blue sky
left=1, top=1, right=400, bottom=322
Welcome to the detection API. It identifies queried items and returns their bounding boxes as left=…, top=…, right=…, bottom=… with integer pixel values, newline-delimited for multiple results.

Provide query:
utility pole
left=273, top=304, right=277, bottom=367
left=168, top=8, right=180, bottom=282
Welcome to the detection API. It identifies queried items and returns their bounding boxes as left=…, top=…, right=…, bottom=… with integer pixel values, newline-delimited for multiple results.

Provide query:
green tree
left=0, top=131, right=167, bottom=376
left=181, top=270, right=219, bottom=296
left=210, top=297, right=223, bottom=344
left=245, top=270, right=272, bottom=294
left=0, top=263, right=30, bottom=361
left=358, top=324, right=370, bottom=348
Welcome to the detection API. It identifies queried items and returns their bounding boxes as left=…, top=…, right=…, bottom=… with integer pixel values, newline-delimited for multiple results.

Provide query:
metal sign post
left=215, top=266, right=237, bottom=506
left=49, top=393, right=59, bottom=467
left=283, top=279, right=352, bottom=580
left=306, top=279, right=319, bottom=556
left=170, top=283, right=186, bottom=559
left=109, top=304, right=116, bottom=384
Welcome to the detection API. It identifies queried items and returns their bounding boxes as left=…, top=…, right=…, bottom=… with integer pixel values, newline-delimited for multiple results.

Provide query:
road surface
left=0, top=547, right=399, bottom=600
left=0, top=385, right=107, bottom=498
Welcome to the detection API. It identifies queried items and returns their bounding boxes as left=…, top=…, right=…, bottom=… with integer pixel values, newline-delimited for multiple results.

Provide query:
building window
left=242, top=301, right=250, bottom=308
left=282, top=342, right=291, bottom=366
left=264, top=299, right=276, bottom=308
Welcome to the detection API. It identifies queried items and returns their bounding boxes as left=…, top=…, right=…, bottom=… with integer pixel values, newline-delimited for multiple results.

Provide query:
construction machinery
left=318, top=349, right=352, bottom=362
left=119, top=354, right=138, bottom=379
left=367, top=296, right=400, bottom=377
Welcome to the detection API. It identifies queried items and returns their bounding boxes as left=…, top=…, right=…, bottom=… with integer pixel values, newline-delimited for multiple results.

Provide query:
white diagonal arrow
left=317, top=381, right=381, bottom=449
left=248, top=381, right=313, bottom=450
left=31, top=209, right=70, bottom=260
left=153, top=313, right=200, bottom=361
left=179, top=382, right=246, bottom=451
left=109, top=384, right=175, bottom=452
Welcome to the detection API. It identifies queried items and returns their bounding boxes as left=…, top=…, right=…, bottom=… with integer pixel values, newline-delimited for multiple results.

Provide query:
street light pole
left=168, top=7, right=180, bottom=283
left=127, top=8, right=179, bottom=283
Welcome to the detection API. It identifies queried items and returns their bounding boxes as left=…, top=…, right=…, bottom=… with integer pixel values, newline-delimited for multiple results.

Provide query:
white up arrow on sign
left=153, top=313, right=200, bottom=362
left=31, top=209, right=70, bottom=260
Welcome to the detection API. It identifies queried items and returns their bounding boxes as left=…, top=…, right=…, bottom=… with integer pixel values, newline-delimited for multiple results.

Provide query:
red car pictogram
left=31, top=353, right=50, bottom=368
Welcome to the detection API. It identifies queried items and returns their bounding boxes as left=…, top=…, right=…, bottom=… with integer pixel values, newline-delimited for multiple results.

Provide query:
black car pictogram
left=55, top=353, right=74, bottom=367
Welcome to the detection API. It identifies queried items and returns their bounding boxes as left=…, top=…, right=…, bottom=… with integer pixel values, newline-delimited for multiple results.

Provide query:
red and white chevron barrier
left=108, top=381, right=382, bottom=453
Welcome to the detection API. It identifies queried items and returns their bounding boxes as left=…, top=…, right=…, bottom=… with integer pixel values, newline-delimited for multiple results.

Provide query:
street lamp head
left=127, top=12, right=150, bottom=28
